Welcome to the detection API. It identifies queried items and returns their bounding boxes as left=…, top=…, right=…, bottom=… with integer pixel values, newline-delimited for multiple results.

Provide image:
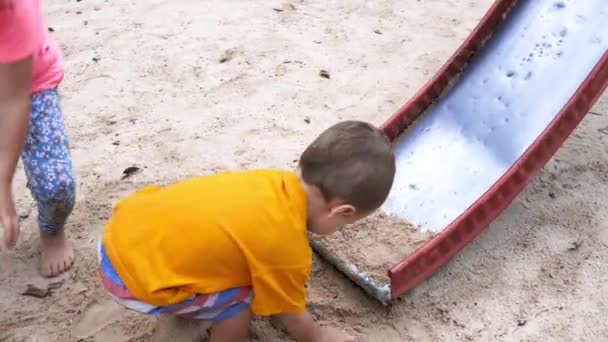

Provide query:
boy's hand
left=0, top=186, right=19, bottom=249
left=278, top=310, right=356, bottom=342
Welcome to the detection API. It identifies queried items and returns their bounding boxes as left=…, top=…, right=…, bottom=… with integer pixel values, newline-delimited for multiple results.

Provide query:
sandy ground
left=1, top=0, right=608, bottom=341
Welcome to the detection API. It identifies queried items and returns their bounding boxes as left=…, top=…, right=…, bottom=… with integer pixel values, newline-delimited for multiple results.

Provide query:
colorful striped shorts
left=97, top=243, right=252, bottom=322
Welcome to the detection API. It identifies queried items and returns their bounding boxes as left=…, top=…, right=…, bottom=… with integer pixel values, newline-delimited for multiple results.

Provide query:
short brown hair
left=299, top=120, right=396, bottom=212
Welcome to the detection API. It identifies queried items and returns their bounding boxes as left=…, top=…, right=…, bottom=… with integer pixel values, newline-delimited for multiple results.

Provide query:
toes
left=41, top=259, right=63, bottom=278
left=63, top=258, right=73, bottom=272
left=40, top=241, right=75, bottom=277
left=41, top=264, right=53, bottom=278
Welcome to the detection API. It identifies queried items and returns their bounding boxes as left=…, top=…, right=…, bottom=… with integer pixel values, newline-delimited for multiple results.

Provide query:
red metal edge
left=380, top=0, right=519, bottom=140
left=386, top=49, right=608, bottom=298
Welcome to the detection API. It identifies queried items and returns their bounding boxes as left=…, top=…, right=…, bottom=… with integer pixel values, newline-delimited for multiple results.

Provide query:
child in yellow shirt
left=98, top=120, right=396, bottom=342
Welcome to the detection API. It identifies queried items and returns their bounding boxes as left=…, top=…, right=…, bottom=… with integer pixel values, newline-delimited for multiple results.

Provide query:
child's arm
left=250, top=252, right=354, bottom=341
left=0, top=57, right=33, bottom=248
left=279, top=310, right=355, bottom=342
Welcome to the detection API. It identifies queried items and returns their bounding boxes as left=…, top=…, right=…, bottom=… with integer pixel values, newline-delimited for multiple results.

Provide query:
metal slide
left=311, top=0, right=608, bottom=304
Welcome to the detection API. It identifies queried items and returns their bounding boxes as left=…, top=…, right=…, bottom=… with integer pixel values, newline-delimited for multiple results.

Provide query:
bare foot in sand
left=40, top=230, right=74, bottom=277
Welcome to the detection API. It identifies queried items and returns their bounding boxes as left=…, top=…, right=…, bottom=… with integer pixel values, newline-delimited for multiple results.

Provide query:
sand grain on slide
left=315, top=211, right=434, bottom=284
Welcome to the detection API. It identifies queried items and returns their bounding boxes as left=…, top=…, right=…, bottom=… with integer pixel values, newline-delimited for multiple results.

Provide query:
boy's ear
left=329, top=204, right=356, bottom=217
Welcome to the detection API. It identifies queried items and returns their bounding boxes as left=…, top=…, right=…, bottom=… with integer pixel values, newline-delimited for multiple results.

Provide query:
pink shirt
left=0, top=0, right=64, bottom=93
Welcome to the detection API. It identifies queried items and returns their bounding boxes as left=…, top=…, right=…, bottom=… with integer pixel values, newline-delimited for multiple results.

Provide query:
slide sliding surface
left=383, top=0, right=608, bottom=300
left=311, top=0, right=608, bottom=304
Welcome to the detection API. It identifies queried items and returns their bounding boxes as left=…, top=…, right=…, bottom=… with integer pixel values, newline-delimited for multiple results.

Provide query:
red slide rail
left=381, top=0, right=608, bottom=299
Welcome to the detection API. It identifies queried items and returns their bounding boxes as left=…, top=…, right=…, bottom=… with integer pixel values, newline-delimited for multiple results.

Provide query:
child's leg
left=99, top=241, right=253, bottom=340
left=209, top=307, right=252, bottom=342
left=21, top=88, right=76, bottom=277
left=152, top=309, right=251, bottom=342
left=152, top=315, right=210, bottom=342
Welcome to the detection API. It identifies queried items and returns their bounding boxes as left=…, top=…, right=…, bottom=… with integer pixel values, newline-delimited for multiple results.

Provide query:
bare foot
left=40, top=230, right=74, bottom=277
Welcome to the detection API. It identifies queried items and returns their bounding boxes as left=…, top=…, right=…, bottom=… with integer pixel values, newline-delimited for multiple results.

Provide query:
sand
left=2, top=0, right=608, bottom=341
left=315, top=211, right=434, bottom=284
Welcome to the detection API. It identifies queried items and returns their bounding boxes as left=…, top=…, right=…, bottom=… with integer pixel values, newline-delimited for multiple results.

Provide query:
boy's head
left=298, top=120, right=396, bottom=235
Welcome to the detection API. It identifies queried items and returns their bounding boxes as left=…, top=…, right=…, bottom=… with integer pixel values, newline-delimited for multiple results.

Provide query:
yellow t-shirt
left=102, top=169, right=311, bottom=316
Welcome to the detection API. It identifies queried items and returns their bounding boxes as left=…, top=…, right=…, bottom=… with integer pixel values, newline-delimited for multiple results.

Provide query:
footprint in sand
left=93, top=325, right=130, bottom=342
left=72, top=300, right=124, bottom=339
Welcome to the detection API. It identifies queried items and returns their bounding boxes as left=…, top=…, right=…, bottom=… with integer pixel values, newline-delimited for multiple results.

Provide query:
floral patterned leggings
left=21, top=88, right=75, bottom=235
